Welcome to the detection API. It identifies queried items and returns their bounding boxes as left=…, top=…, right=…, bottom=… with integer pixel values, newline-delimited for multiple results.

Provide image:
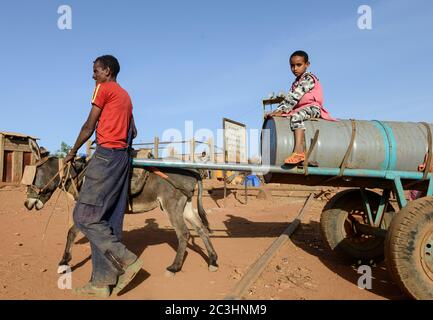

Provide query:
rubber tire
left=320, top=189, right=394, bottom=264
left=385, top=196, right=433, bottom=300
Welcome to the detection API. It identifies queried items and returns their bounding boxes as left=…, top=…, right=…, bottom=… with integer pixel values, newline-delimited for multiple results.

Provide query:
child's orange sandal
left=284, top=152, right=305, bottom=165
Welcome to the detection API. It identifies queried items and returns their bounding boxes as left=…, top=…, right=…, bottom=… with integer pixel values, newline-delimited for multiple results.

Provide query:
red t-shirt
left=91, top=82, right=132, bottom=148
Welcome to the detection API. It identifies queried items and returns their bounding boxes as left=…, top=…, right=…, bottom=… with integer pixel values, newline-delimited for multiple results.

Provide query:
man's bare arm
left=131, top=115, right=137, bottom=139
left=65, top=105, right=102, bottom=163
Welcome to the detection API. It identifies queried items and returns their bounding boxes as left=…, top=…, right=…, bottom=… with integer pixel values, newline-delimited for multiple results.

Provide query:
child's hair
left=94, top=55, right=120, bottom=77
left=290, top=50, right=309, bottom=63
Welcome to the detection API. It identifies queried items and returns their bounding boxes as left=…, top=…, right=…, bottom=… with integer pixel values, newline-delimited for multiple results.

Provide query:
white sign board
left=223, top=118, right=247, bottom=163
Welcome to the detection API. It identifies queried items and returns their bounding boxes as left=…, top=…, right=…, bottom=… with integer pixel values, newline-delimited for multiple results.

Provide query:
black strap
left=338, top=119, right=356, bottom=177
left=303, top=130, right=320, bottom=176
left=321, top=120, right=356, bottom=184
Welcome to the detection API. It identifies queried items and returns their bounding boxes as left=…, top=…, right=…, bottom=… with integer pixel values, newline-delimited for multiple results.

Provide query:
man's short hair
left=290, top=50, right=309, bottom=63
left=94, top=55, right=120, bottom=78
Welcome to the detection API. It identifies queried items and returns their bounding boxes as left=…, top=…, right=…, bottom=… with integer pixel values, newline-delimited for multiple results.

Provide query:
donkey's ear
left=39, top=147, right=50, bottom=158
left=28, top=139, right=41, bottom=161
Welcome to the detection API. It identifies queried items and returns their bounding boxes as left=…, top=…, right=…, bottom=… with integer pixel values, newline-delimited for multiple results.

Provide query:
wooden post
left=190, top=138, right=195, bottom=162
left=244, top=178, right=248, bottom=204
left=154, top=137, right=159, bottom=159
left=86, top=140, right=92, bottom=157
left=207, top=137, right=214, bottom=179
left=12, top=151, right=23, bottom=183
left=207, top=137, right=214, bottom=162
left=223, top=171, right=227, bottom=207
left=0, top=134, right=4, bottom=182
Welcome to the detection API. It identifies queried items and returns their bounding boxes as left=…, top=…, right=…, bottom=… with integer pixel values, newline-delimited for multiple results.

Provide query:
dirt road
left=0, top=183, right=407, bottom=300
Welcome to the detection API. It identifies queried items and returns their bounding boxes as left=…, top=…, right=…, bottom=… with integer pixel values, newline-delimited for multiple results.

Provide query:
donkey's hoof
left=57, top=265, right=71, bottom=274
left=208, top=265, right=219, bottom=272
left=165, top=270, right=176, bottom=278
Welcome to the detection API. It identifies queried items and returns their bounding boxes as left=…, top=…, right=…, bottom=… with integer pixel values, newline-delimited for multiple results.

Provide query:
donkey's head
left=23, top=140, right=86, bottom=211
left=24, top=156, right=62, bottom=210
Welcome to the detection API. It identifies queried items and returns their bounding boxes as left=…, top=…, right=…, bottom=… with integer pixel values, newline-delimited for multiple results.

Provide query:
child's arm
left=275, top=73, right=315, bottom=113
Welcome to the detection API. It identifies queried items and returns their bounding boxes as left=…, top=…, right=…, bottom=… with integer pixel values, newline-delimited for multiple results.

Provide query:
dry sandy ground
left=0, top=183, right=407, bottom=300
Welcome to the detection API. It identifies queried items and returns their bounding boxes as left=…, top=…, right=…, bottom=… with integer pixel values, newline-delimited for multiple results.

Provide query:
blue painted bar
left=360, top=189, right=374, bottom=225
left=373, top=120, right=391, bottom=171
left=393, top=176, right=408, bottom=209
left=381, top=122, right=398, bottom=171
left=427, top=177, right=433, bottom=196
left=132, top=158, right=432, bottom=181
left=374, top=189, right=391, bottom=227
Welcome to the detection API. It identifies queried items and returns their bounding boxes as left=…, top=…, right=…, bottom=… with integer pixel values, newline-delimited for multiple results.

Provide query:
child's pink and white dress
left=275, top=72, right=336, bottom=130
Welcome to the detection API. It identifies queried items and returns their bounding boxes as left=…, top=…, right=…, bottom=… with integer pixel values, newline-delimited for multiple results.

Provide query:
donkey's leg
left=183, top=201, right=218, bottom=271
left=161, top=196, right=191, bottom=275
left=58, top=224, right=80, bottom=274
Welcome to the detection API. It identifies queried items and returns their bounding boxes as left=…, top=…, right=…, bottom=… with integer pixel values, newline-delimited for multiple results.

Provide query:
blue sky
left=1, top=0, right=432, bottom=156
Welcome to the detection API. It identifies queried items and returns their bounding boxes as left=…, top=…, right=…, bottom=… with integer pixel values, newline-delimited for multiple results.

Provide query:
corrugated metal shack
left=0, top=132, right=38, bottom=183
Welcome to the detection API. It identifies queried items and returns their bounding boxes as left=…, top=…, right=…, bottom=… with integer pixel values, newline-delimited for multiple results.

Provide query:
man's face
left=92, top=61, right=110, bottom=84
left=290, top=55, right=310, bottom=78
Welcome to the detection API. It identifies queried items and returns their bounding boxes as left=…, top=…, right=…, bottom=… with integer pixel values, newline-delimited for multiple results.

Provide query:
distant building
left=0, top=132, right=39, bottom=183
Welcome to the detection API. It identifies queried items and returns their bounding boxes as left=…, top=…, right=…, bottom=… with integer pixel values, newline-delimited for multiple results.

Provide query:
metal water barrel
left=261, top=118, right=432, bottom=172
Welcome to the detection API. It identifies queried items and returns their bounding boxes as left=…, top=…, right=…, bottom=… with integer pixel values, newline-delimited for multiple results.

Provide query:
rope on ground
left=223, top=192, right=315, bottom=300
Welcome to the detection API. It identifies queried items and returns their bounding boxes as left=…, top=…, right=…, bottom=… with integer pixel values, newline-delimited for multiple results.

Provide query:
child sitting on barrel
left=268, top=50, right=335, bottom=165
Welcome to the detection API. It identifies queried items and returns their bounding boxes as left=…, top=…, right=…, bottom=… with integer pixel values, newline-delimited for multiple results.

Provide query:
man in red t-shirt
left=65, top=55, right=142, bottom=297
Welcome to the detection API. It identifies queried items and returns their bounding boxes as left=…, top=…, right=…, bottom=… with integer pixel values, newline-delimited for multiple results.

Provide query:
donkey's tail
left=197, top=179, right=211, bottom=233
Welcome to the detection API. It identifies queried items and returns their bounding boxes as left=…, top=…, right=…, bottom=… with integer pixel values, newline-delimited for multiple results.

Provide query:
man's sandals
left=72, top=283, right=110, bottom=298
left=112, top=258, right=144, bottom=295
left=284, top=152, right=305, bottom=165
left=72, top=258, right=144, bottom=298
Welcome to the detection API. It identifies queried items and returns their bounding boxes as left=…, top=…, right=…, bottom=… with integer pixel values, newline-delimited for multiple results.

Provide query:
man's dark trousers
left=73, top=145, right=136, bottom=286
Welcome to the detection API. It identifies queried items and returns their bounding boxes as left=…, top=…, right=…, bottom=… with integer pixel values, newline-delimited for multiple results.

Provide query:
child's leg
left=290, top=106, right=321, bottom=149
left=285, top=106, right=321, bottom=164
left=293, top=129, right=305, bottom=154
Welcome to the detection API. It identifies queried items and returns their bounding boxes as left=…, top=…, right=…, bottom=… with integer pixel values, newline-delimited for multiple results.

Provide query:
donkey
left=23, top=143, right=218, bottom=276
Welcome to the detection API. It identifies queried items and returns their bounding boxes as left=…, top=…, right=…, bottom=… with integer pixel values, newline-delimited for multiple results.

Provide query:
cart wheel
left=320, top=189, right=394, bottom=263
left=385, top=196, right=433, bottom=299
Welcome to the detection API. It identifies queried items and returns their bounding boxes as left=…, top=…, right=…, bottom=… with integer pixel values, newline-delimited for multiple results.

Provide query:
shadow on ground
left=289, top=221, right=408, bottom=300
left=69, top=212, right=407, bottom=299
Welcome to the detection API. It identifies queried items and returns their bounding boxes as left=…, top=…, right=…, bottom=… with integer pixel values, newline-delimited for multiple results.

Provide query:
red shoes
left=284, top=152, right=305, bottom=165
